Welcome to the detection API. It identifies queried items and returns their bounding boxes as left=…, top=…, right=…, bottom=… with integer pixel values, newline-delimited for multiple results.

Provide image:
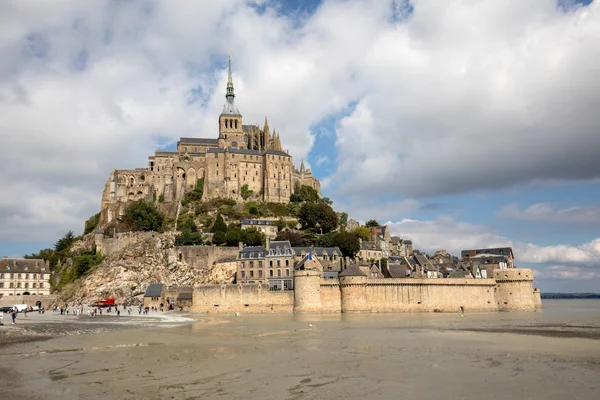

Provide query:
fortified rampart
left=0, top=294, right=57, bottom=308
left=192, top=268, right=540, bottom=313
left=193, top=283, right=293, bottom=313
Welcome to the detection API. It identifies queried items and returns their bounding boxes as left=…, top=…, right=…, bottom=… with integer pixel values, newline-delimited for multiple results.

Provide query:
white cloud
left=498, top=203, right=600, bottom=223
left=517, top=238, right=600, bottom=265
left=387, top=216, right=512, bottom=255
left=535, top=265, right=600, bottom=281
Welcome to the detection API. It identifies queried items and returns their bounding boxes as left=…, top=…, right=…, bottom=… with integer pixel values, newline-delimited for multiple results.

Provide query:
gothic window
left=235, top=120, right=238, bottom=129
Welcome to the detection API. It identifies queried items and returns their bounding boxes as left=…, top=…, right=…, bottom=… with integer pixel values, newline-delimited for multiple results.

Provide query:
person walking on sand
left=11, top=307, right=17, bottom=324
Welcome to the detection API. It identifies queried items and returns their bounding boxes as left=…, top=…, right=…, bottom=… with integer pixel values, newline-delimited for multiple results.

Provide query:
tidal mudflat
left=1, top=300, right=599, bottom=400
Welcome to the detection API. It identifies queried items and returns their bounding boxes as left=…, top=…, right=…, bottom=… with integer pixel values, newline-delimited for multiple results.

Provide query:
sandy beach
left=1, top=300, right=600, bottom=400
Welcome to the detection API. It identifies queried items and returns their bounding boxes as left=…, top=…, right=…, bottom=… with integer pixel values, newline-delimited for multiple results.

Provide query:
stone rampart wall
left=320, top=280, right=341, bottom=312
left=192, top=284, right=293, bottom=313
left=0, top=294, right=57, bottom=308
left=362, top=279, right=498, bottom=312
left=176, top=246, right=239, bottom=271
left=95, top=232, right=159, bottom=256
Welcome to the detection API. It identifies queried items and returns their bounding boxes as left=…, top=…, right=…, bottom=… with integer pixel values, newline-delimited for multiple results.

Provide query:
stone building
left=461, top=247, right=514, bottom=268
left=389, top=237, right=413, bottom=257
left=235, top=242, right=342, bottom=289
left=0, top=257, right=51, bottom=297
left=99, top=53, right=320, bottom=226
left=237, top=240, right=295, bottom=287
left=240, top=219, right=278, bottom=239
left=358, top=239, right=383, bottom=261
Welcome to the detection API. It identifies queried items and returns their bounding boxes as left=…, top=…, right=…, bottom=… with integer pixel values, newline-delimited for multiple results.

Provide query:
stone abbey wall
left=192, top=268, right=539, bottom=314
left=176, top=246, right=239, bottom=271
left=0, top=294, right=57, bottom=308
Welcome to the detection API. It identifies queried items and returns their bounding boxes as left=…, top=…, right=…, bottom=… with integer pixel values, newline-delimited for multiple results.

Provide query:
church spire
left=226, top=50, right=235, bottom=99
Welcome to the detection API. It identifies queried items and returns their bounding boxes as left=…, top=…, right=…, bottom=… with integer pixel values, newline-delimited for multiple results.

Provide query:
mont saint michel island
left=2, top=2, right=600, bottom=400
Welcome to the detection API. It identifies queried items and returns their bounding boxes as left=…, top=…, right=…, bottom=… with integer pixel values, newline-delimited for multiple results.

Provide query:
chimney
left=378, top=259, right=382, bottom=274
left=238, top=242, right=244, bottom=251
left=266, top=237, right=270, bottom=250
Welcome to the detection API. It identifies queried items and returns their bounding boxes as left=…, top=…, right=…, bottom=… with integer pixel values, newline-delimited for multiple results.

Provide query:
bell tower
left=218, top=51, right=245, bottom=149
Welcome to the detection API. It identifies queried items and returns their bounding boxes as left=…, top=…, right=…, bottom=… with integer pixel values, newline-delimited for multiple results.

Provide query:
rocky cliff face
left=56, top=232, right=236, bottom=305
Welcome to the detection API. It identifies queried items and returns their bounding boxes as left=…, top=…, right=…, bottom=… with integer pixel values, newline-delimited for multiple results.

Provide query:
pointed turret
left=300, top=159, right=306, bottom=173
left=226, top=50, right=235, bottom=99
left=264, top=116, right=270, bottom=134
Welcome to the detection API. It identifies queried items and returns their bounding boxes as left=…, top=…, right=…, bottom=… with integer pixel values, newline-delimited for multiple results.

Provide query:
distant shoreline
left=542, top=293, right=600, bottom=299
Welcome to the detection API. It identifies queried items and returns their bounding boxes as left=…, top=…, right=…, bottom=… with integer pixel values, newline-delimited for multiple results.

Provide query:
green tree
left=298, top=202, right=338, bottom=233
left=122, top=200, right=165, bottom=231
left=55, top=231, right=75, bottom=252
left=241, top=184, right=253, bottom=200
left=242, top=228, right=265, bottom=246
left=365, top=219, right=380, bottom=228
left=275, top=230, right=303, bottom=247
left=320, top=197, right=333, bottom=206
left=290, top=184, right=320, bottom=203
left=158, top=193, right=165, bottom=203
left=352, top=226, right=371, bottom=241
left=331, top=231, right=360, bottom=258
left=181, top=178, right=204, bottom=206
left=301, top=230, right=319, bottom=246
left=84, top=212, right=101, bottom=235
left=337, top=212, right=348, bottom=227
left=225, top=228, right=242, bottom=246
left=212, top=231, right=226, bottom=245
left=210, top=213, right=227, bottom=233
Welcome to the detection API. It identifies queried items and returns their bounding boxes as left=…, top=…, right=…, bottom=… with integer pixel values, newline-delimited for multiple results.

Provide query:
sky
left=1, top=0, right=599, bottom=292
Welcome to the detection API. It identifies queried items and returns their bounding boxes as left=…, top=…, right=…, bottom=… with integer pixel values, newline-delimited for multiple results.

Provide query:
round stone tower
left=293, top=269, right=322, bottom=313
left=339, top=262, right=368, bottom=313
left=494, top=268, right=537, bottom=311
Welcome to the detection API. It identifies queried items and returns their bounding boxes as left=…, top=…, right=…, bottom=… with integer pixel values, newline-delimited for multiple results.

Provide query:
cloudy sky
left=1, top=0, right=599, bottom=292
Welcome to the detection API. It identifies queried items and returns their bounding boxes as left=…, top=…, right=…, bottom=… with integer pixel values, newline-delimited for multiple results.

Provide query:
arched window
left=235, top=120, right=238, bottom=129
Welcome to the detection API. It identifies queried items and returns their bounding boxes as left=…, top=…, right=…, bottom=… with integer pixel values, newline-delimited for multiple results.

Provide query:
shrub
left=211, top=213, right=227, bottom=233
left=84, top=213, right=101, bottom=235
left=298, top=202, right=338, bottom=233
left=241, top=184, right=253, bottom=200
left=122, top=200, right=165, bottom=232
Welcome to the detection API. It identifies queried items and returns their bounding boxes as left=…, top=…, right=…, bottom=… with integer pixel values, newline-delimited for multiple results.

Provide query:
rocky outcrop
left=56, top=232, right=236, bottom=306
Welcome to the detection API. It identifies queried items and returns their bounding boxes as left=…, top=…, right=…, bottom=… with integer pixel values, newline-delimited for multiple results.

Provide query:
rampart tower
left=494, top=268, right=536, bottom=311
left=339, top=262, right=368, bottom=313
left=293, top=269, right=322, bottom=313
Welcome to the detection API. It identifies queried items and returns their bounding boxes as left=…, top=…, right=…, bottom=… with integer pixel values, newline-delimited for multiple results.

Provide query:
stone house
left=465, top=254, right=510, bottom=278
left=237, top=240, right=294, bottom=286
left=461, top=247, right=514, bottom=268
left=389, top=237, right=413, bottom=257
left=430, top=250, right=459, bottom=274
left=240, top=219, right=279, bottom=239
left=143, top=283, right=164, bottom=309
left=0, top=257, right=51, bottom=297
left=358, top=239, right=383, bottom=261
left=292, top=247, right=342, bottom=272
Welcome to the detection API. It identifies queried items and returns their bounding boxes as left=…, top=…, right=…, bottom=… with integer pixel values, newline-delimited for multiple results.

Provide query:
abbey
left=100, top=54, right=320, bottom=225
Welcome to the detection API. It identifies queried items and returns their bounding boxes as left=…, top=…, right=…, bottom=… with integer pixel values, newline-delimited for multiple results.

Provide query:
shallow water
left=1, top=300, right=599, bottom=400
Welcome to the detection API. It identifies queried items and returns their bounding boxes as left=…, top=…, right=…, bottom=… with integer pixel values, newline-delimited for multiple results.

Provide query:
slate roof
left=206, top=148, right=263, bottom=155
left=241, top=219, right=277, bottom=226
left=339, top=262, right=367, bottom=277
left=448, top=270, right=472, bottom=278
left=360, top=241, right=381, bottom=251
left=144, top=283, right=164, bottom=298
left=178, top=138, right=219, bottom=146
left=265, top=149, right=291, bottom=157
left=0, top=258, right=47, bottom=273
left=295, top=254, right=323, bottom=271
left=292, top=247, right=341, bottom=257
left=238, top=241, right=292, bottom=259
left=385, top=261, right=413, bottom=278
left=461, top=247, right=513, bottom=258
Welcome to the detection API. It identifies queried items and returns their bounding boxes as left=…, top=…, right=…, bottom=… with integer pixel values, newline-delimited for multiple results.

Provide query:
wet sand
left=1, top=300, right=600, bottom=400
